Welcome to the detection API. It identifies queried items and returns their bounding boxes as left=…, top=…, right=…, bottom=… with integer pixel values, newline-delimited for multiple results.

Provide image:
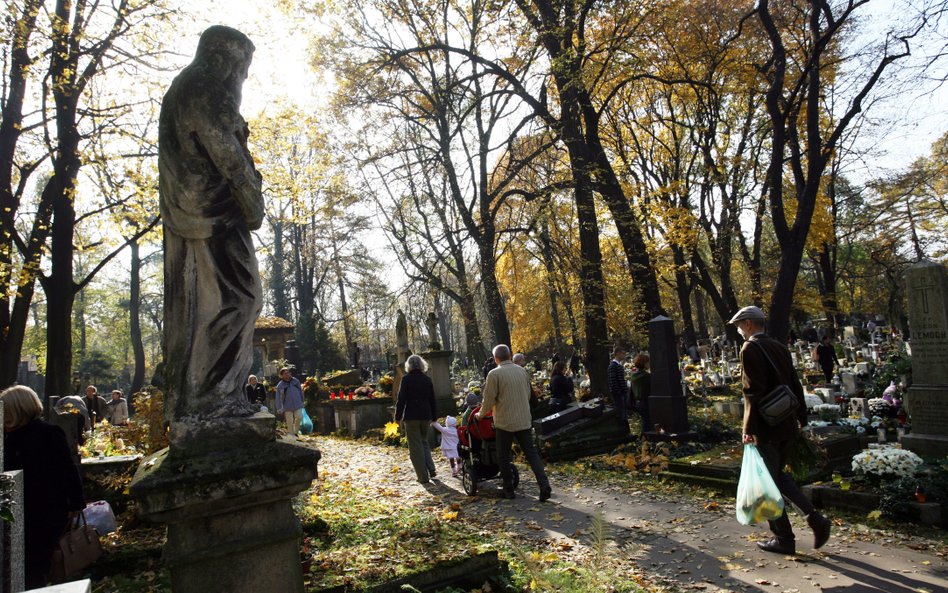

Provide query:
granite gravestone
left=0, top=402, right=25, bottom=593
left=129, top=26, right=319, bottom=593
left=901, top=260, right=948, bottom=457
left=644, top=316, right=696, bottom=440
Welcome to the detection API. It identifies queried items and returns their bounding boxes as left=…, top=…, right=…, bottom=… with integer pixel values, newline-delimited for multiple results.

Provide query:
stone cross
left=901, top=260, right=948, bottom=457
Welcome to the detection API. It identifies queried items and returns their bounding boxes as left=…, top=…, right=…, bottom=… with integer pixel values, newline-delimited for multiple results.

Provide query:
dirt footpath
left=311, top=436, right=948, bottom=593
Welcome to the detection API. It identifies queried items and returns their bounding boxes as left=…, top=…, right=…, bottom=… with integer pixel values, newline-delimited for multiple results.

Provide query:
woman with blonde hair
left=2, top=386, right=86, bottom=587
left=394, top=355, right=438, bottom=483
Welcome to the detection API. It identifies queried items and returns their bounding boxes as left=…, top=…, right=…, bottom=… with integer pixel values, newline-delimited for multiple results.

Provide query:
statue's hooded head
left=193, top=26, right=255, bottom=99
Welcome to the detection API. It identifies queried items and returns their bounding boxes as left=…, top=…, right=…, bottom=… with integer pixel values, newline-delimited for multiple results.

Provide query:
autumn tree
left=755, top=0, right=931, bottom=341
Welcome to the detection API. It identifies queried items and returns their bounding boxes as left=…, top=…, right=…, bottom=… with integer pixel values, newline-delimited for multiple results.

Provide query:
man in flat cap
left=730, top=306, right=830, bottom=555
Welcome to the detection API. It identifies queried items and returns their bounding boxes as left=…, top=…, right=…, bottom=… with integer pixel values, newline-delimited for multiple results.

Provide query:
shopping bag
left=48, top=511, right=103, bottom=583
left=300, top=408, right=314, bottom=435
left=735, top=444, right=785, bottom=525
left=83, top=500, right=117, bottom=535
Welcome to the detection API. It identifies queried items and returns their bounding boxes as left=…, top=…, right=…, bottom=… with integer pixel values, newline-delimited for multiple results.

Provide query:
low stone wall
left=802, top=484, right=947, bottom=528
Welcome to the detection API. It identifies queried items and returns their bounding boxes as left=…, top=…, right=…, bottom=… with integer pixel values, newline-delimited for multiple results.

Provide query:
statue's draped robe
left=158, top=55, right=263, bottom=421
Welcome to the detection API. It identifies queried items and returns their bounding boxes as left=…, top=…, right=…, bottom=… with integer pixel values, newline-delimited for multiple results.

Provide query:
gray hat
left=728, top=306, right=766, bottom=324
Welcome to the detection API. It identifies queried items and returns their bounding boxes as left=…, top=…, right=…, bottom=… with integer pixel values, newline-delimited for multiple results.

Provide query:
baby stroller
left=457, top=405, right=519, bottom=496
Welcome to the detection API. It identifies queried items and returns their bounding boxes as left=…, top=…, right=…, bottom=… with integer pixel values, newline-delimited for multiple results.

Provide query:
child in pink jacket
left=432, top=416, right=462, bottom=477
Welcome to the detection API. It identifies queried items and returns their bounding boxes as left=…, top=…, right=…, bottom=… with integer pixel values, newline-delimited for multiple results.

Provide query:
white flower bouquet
left=813, top=403, right=841, bottom=423
left=851, top=447, right=923, bottom=481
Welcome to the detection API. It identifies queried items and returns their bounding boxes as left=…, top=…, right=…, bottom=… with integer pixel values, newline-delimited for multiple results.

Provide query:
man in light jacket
left=276, top=367, right=304, bottom=437
left=477, top=344, right=551, bottom=501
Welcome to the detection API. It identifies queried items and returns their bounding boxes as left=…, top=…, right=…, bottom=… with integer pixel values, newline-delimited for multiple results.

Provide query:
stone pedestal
left=129, top=413, right=319, bottom=593
left=1, top=469, right=24, bottom=593
left=644, top=316, right=695, bottom=441
left=425, top=350, right=458, bottom=418
left=902, top=260, right=948, bottom=458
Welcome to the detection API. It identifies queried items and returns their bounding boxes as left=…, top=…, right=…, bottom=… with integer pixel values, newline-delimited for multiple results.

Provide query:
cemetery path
left=308, top=436, right=948, bottom=593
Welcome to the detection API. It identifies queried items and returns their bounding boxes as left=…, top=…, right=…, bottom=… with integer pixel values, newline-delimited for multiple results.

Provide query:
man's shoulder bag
left=750, top=339, right=800, bottom=426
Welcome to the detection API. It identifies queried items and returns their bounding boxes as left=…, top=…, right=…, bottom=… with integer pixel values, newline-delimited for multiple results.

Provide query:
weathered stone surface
left=130, top=439, right=319, bottom=593
left=333, top=398, right=392, bottom=437
left=535, top=400, right=630, bottom=461
left=904, top=260, right=948, bottom=457
left=1, top=469, right=24, bottom=593
left=323, top=369, right=361, bottom=387
left=167, top=410, right=277, bottom=457
left=424, top=350, right=456, bottom=418
left=159, top=25, right=262, bottom=425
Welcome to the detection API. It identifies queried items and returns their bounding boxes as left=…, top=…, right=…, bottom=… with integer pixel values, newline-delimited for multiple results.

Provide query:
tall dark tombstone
left=644, top=316, right=696, bottom=441
left=901, top=260, right=948, bottom=457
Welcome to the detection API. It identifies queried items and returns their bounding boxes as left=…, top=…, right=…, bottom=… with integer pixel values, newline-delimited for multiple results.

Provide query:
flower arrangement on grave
left=852, top=447, right=923, bottom=483
left=868, top=397, right=899, bottom=419
left=813, top=403, right=841, bottom=423
left=302, top=377, right=320, bottom=399
left=378, top=374, right=394, bottom=394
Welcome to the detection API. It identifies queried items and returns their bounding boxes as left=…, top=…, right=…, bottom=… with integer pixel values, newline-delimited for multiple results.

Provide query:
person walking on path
left=276, top=367, right=304, bottom=437
left=815, top=335, right=840, bottom=383
left=431, top=416, right=462, bottom=477
left=396, top=354, right=438, bottom=483
left=477, top=344, right=552, bottom=501
left=607, top=346, right=630, bottom=434
left=730, top=306, right=831, bottom=555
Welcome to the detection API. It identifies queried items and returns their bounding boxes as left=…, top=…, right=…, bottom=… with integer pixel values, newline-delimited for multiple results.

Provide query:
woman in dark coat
left=548, top=361, right=574, bottom=413
left=815, top=336, right=840, bottom=383
left=2, top=386, right=86, bottom=588
left=395, top=355, right=438, bottom=483
left=629, top=352, right=652, bottom=435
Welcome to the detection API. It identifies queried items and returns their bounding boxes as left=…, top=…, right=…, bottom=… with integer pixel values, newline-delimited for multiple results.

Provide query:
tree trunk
left=269, top=218, right=290, bottom=320
left=672, top=246, right=696, bottom=346
left=478, top=242, right=511, bottom=347
left=539, top=217, right=564, bottom=355
left=129, top=239, right=146, bottom=394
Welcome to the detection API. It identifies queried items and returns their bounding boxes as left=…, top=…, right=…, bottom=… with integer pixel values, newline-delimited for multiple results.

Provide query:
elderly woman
left=395, top=354, right=438, bottom=483
left=2, top=386, right=86, bottom=588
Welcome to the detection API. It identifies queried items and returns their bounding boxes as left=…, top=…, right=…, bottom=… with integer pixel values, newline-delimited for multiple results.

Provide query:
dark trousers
left=613, top=392, right=629, bottom=432
left=496, top=428, right=550, bottom=492
left=757, top=439, right=816, bottom=542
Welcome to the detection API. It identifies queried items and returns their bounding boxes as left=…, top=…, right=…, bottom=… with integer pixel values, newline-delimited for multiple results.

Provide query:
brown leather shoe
left=808, top=512, right=831, bottom=549
left=757, top=538, right=795, bottom=555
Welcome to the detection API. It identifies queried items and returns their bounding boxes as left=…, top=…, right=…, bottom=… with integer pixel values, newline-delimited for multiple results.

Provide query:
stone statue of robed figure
left=159, top=25, right=263, bottom=424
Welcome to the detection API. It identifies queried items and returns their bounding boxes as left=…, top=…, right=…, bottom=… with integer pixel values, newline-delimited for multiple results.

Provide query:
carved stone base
left=900, top=433, right=948, bottom=459
left=129, top=438, right=319, bottom=593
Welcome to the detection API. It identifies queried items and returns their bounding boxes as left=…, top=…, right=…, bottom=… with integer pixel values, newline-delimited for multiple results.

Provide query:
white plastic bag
left=83, top=500, right=117, bottom=535
left=735, top=444, right=785, bottom=525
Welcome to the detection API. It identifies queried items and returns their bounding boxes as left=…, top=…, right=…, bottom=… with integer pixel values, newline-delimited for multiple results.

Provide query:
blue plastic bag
left=736, top=444, right=785, bottom=525
left=300, top=408, right=314, bottom=435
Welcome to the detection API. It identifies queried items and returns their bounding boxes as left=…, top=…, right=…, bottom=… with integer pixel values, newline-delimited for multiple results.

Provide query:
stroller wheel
left=510, top=464, right=520, bottom=490
left=462, top=465, right=477, bottom=496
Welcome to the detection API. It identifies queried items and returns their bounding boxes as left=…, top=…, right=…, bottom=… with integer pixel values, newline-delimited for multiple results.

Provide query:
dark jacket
left=815, top=344, right=839, bottom=372
left=245, top=382, right=266, bottom=404
left=629, top=369, right=651, bottom=410
left=395, top=370, right=437, bottom=422
left=4, top=419, right=86, bottom=586
left=549, top=374, right=574, bottom=403
left=740, top=334, right=807, bottom=444
left=607, top=360, right=626, bottom=402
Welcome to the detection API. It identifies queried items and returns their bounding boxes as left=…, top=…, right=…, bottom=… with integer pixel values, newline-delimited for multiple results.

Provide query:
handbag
left=751, top=339, right=800, bottom=426
left=48, top=511, right=103, bottom=583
